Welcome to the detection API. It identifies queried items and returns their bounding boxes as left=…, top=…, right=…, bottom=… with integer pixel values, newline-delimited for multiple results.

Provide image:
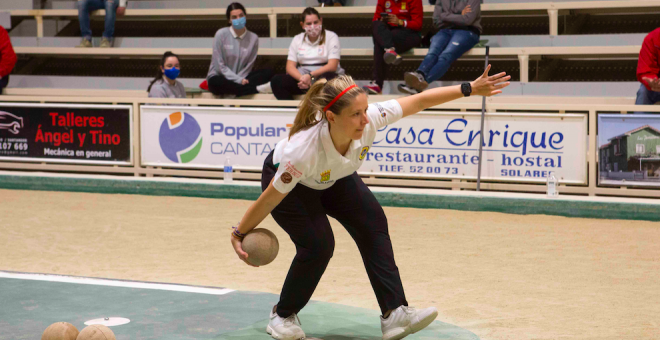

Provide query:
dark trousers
left=271, top=72, right=339, bottom=100
left=0, top=76, right=8, bottom=92
left=261, top=151, right=408, bottom=317
left=207, top=69, right=273, bottom=97
left=372, top=20, right=422, bottom=88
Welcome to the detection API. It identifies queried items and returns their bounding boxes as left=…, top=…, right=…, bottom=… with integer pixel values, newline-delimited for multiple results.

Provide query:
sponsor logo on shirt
left=359, top=146, right=370, bottom=161
left=385, top=1, right=391, bottom=9
left=401, top=2, right=406, bottom=10
left=285, top=161, right=303, bottom=178
left=375, top=103, right=386, bottom=117
left=281, top=172, right=293, bottom=184
left=320, top=169, right=331, bottom=182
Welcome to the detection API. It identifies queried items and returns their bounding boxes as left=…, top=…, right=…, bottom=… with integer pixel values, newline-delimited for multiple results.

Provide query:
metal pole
left=476, top=46, right=490, bottom=191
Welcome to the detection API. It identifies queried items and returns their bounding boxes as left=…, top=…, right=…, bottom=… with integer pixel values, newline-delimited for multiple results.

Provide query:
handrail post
left=268, top=13, right=277, bottom=38
left=518, top=54, right=529, bottom=83
left=548, top=9, right=559, bottom=36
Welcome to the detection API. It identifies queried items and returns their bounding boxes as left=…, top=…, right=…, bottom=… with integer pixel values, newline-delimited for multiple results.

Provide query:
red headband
left=323, top=84, right=358, bottom=112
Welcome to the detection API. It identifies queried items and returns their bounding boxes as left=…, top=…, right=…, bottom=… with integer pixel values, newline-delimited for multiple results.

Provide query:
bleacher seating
left=2, top=1, right=658, bottom=97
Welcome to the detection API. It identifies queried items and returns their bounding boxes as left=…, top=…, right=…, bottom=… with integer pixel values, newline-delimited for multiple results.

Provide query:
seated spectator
left=270, top=7, right=343, bottom=100
left=636, top=27, right=660, bottom=108
left=318, top=0, right=345, bottom=6
left=148, top=51, right=186, bottom=100
left=0, top=25, right=17, bottom=93
left=399, top=0, right=481, bottom=94
left=363, top=0, right=423, bottom=94
left=206, top=2, right=273, bottom=98
left=77, top=0, right=127, bottom=48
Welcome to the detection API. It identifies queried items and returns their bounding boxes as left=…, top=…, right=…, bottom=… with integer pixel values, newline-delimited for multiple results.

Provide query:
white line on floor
left=0, top=271, right=235, bottom=295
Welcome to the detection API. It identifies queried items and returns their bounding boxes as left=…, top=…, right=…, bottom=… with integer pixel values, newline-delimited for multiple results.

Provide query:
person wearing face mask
left=268, top=7, right=344, bottom=100
left=205, top=2, right=273, bottom=98
left=148, top=51, right=186, bottom=101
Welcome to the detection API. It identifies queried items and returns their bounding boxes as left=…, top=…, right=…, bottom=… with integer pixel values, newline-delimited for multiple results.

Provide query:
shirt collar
left=230, top=26, right=248, bottom=39
left=320, top=120, right=363, bottom=163
left=304, top=34, right=321, bottom=46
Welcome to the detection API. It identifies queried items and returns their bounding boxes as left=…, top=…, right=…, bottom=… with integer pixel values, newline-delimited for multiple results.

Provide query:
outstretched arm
left=230, top=181, right=288, bottom=266
left=397, top=65, right=510, bottom=118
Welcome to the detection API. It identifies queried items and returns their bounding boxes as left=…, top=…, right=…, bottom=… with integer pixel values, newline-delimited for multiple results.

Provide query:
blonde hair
left=289, top=75, right=365, bottom=138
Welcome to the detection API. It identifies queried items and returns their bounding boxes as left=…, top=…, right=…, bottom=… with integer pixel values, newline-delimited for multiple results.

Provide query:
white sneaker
left=266, top=309, right=305, bottom=340
left=381, top=305, right=438, bottom=340
left=257, top=82, right=273, bottom=94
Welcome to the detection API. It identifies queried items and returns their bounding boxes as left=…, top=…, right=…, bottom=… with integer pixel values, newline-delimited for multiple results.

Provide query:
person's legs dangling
left=423, top=29, right=479, bottom=84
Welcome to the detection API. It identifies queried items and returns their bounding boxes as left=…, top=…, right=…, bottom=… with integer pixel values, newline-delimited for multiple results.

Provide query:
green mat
left=0, top=275, right=479, bottom=340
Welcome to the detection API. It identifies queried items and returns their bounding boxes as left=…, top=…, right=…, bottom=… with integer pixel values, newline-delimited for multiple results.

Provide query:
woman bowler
left=230, top=66, right=510, bottom=340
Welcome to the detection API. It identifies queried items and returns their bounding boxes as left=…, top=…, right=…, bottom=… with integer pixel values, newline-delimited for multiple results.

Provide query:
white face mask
left=305, top=24, right=322, bottom=38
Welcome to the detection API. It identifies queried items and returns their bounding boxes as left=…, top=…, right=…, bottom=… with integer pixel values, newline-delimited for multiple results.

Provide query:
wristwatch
left=310, top=74, right=316, bottom=83
left=461, top=82, right=472, bottom=97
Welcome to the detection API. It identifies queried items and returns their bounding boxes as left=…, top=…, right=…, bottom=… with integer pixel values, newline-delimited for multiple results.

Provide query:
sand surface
left=1, top=189, right=658, bottom=340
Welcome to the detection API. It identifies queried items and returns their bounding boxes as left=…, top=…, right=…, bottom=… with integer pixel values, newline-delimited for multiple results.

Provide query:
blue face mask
left=164, top=67, right=180, bottom=80
left=232, top=16, right=246, bottom=30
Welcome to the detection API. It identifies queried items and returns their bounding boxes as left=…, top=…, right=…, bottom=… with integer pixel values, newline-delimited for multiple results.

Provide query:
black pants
left=0, top=75, right=8, bottom=93
left=207, top=69, right=273, bottom=97
left=372, top=21, right=422, bottom=88
left=271, top=72, right=339, bottom=100
left=261, top=151, right=408, bottom=317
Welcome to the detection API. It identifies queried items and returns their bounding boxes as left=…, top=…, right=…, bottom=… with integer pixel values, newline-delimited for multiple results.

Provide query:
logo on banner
left=159, top=112, right=203, bottom=163
left=0, top=111, right=24, bottom=135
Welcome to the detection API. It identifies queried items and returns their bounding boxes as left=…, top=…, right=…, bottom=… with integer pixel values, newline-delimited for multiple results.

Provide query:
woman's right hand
left=230, top=234, right=259, bottom=267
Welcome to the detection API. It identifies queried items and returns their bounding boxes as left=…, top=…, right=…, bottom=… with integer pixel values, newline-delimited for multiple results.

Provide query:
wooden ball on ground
left=42, top=322, right=79, bottom=340
left=242, top=228, right=279, bottom=266
left=76, top=325, right=116, bottom=340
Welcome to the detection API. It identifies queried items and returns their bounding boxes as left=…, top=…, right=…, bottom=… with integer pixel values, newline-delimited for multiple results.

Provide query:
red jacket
left=637, top=28, right=660, bottom=90
left=0, top=27, right=17, bottom=78
left=372, top=0, right=423, bottom=32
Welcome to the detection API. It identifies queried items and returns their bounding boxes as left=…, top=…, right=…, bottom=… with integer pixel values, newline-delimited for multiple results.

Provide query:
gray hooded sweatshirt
left=433, top=0, right=482, bottom=34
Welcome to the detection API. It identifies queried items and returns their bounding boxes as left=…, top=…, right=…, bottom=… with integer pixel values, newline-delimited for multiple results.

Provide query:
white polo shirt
left=287, top=30, right=344, bottom=75
left=272, top=99, right=404, bottom=193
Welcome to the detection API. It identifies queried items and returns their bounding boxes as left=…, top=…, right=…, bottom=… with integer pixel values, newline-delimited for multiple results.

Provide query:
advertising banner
left=0, top=103, right=132, bottom=165
left=362, top=112, right=587, bottom=184
left=140, top=106, right=587, bottom=183
left=598, top=114, right=660, bottom=187
left=140, top=106, right=295, bottom=170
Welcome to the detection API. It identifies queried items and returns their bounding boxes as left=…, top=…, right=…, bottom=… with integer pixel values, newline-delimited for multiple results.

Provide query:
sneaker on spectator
left=99, top=37, right=112, bottom=48
left=363, top=81, right=382, bottom=95
left=76, top=39, right=92, bottom=48
left=397, top=84, right=419, bottom=95
left=381, top=305, right=438, bottom=340
left=404, top=71, right=428, bottom=92
left=266, top=308, right=305, bottom=340
left=384, top=48, right=402, bottom=65
left=257, top=82, right=273, bottom=94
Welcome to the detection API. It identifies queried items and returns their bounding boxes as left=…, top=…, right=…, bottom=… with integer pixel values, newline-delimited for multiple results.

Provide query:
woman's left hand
left=470, top=65, right=511, bottom=97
